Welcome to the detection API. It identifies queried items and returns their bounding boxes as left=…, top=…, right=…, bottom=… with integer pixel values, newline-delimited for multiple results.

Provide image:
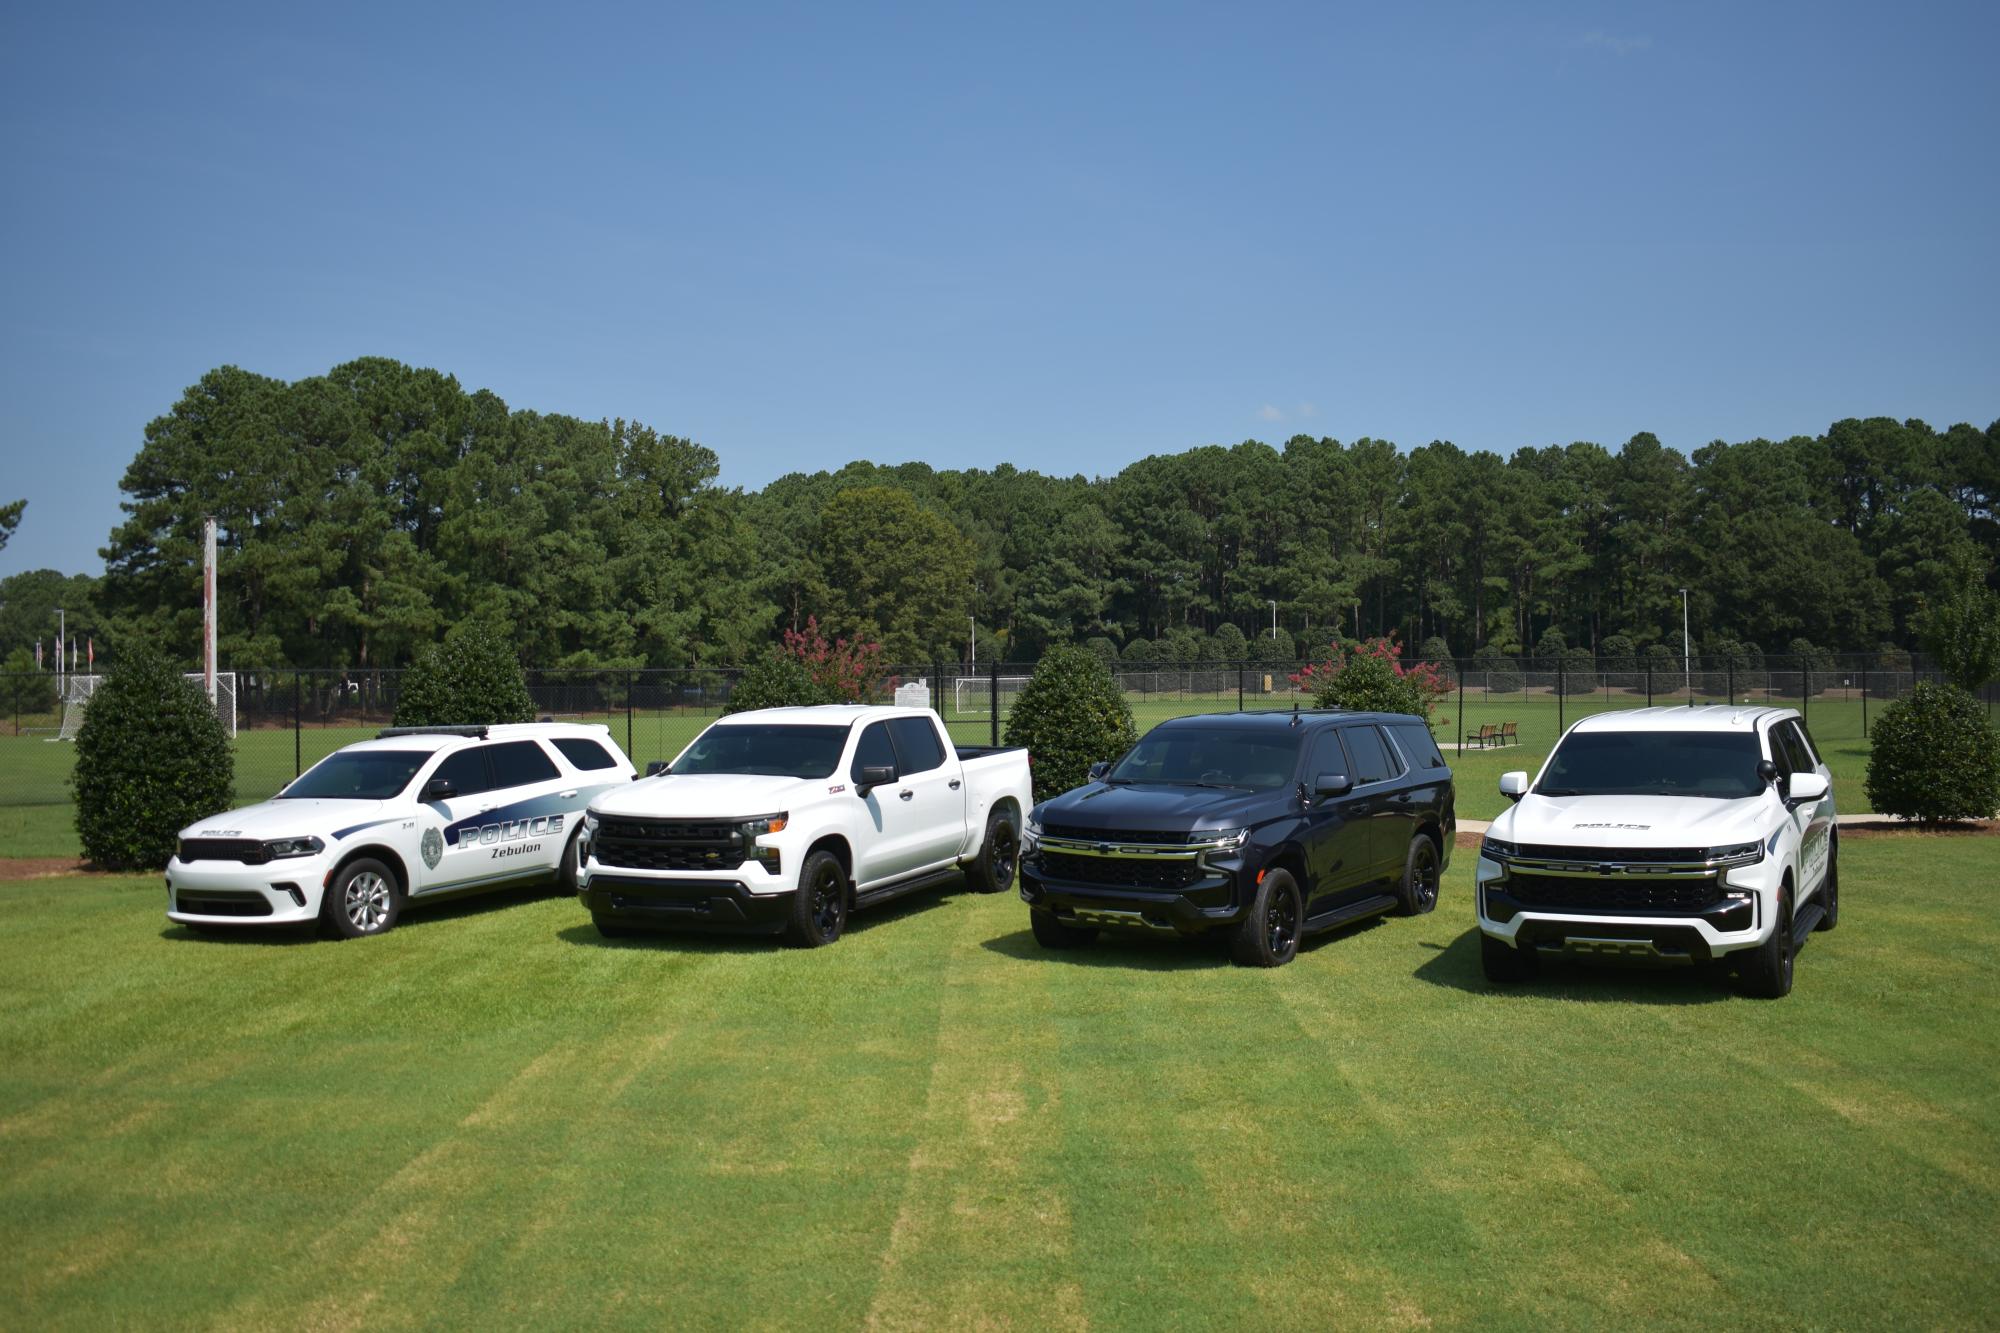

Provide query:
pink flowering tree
left=1288, top=637, right=1450, bottom=723
left=783, top=617, right=886, bottom=702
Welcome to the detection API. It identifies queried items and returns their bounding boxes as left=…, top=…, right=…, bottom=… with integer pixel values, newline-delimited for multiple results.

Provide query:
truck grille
left=593, top=818, right=744, bottom=872
left=178, top=839, right=270, bottom=865
left=1042, top=825, right=1195, bottom=846
left=1504, top=872, right=1722, bottom=915
left=1038, top=852, right=1203, bottom=893
left=175, top=889, right=273, bottom=917
left=1514, top=844, right=1708, bottom=864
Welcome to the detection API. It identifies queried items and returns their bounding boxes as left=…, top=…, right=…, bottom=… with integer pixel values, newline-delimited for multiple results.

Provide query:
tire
left=1814, top=836, right=1838, bottom=931
left=1229, top=868, right=1303, bottom=968
left=1395, top=835, right=1441, bottom=916
left=557, top=826, right=585, bottom=897
left=1029, top=910, right=1097, bottom=950
left=963, top=807, right=1019, bottom=895
left=1480, top=932, right=1538, bottom=983
left=1738, top=885, right=1795, bottom=999
left=592, top=913, right=636, bottom=939
left=784, top=849, right=849, bottom=948
left=321, top=858, right=400, bottom=939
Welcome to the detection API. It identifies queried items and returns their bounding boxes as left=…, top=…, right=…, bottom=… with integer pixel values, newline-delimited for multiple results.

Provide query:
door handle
left=559, top=789, right=578, bottom=799
left=899, top=789, right=915, bottom=801
left=948, top=779, right=962, bottom=790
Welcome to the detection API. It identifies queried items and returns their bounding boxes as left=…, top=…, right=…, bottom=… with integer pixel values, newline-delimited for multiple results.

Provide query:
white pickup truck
left=577, top=705, right=1034, bottom=946
left=1475, top=706, right=1837, bottom=998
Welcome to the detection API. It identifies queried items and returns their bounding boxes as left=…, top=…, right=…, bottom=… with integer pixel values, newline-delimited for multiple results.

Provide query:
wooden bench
left=1498, top=721, right=1519, bottom=746
left=1463, top=723, right=1498, bottom=749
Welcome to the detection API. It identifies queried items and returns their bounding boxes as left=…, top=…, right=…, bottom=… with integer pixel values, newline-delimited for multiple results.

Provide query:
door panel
left=889, top=716, right=966, bottom=871
left=424, top=748, right=499, bottom=890
left=1340, top=725, right=1410, bottom=881
left=851, top=722, right=921, bottom=884
left=1300, top=730, right=1373, bottom=914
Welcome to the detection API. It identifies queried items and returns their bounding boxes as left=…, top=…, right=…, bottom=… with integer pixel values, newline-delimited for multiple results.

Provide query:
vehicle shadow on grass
left=553, top=881, right=964, bottom=953
left=979, top=906, right=1395, bottom=972
left=1412, top=928, right=1737, bottom=1005
left=159, top=882, right=563, bottom=946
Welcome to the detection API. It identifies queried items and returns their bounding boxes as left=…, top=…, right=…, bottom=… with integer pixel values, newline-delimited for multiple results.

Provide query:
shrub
left=1418, top=635, right=1452, bottom=664
left=1558, top=645, right=1598, bottom=694
left=1473, top=645, right=1523, bottom=695
left=1864, top=682, right=2000, bottom=825
left=1917, top=565, right=2000, bottom=692
left=1290, top=638, right=1449, bottom=722
left=1789, top=637, right=1831, bottom=698
left=72, top=646, right=235, bottom=870
left=1534, top=626, right=1567, bottom=659
left=724, top=649, right=839, bottom=714
left=393, top=625, right=535, bottom=726
left=1212, top=622, right=1248, bottom=662
left=2, top=647, right=56, bottom=718
left=1004, top=643, right=1138, bottom=803
left=783, top=616, right=885, bottom=701
left=1083, top=636, right=1122, bottom=673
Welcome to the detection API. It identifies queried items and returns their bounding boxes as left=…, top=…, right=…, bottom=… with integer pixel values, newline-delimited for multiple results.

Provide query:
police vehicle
left=167, top=723, right=635, bottom=937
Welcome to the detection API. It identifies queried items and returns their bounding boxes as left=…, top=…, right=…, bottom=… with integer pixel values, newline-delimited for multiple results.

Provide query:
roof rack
left=376, top=725, right=489, bottom=740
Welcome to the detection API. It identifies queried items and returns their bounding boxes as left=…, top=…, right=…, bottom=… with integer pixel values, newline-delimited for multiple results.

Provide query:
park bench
left=1498, top=721, right=1519, bottom=746
left=1464, top=722, right=1498, bottom=749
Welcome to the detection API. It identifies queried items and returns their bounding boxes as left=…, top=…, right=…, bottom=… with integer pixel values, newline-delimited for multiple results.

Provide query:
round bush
left=393, top=626, right=534, bottom=726
left=1005, top=643, right=1138, bottom=804
left=1473, top=649, right=1522, bottom=695
left=72, top=647, right=235, bottom=871
left=1864, top=682, right=2000, bottom=825
left=1309, top=652, right=1433, bottom=719
left=724, top=650, right=838, bottom=714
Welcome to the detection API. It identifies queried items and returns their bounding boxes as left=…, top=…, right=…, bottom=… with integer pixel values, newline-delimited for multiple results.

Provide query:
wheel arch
left=329, top=844, right=410, bottom=899
left=804, top=833, right=853, bottom=887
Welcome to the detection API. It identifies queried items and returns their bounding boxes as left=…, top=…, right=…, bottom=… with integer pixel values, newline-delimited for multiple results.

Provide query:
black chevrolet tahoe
left=1018, top=710, right=1455, bottom=967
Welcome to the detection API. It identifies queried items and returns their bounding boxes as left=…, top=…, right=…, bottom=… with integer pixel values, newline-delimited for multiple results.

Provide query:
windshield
left=1538, top=731, right=1764, bottom=799
left=1108, top=728, right=1301, bottom=790
left=670, top=724, right=850, bottom=779
left=278, top=750, right=429, bottom=801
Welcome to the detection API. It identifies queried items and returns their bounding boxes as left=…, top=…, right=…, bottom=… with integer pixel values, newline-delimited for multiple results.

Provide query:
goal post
left=951, top=674, right=1030, bottom=718
left=51, top=671, right=238, bottom=741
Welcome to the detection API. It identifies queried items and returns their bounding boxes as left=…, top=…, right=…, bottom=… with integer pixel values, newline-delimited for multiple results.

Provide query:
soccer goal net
left=952, top=674, right=1031, bottom=718
left=54, top=671, right=238, bottom=741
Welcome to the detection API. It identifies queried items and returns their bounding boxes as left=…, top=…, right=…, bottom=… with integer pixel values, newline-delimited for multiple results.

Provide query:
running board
left=853, top=865, right=964, bottom=910
left=1305, top=893, right=1398, bottom=933
left=1791, top=903, right=1825, bottom=945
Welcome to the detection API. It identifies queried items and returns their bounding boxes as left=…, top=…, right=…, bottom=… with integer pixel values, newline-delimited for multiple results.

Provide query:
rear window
left=489, top=740, right=561, bottom=788
left=1341, top=726, right=1401, bottom=785
left=1387, top=722, right=1447, bottom=770
left=553, top=737, right=620, bottom=771
left=888, top=716, right=946, bottom=774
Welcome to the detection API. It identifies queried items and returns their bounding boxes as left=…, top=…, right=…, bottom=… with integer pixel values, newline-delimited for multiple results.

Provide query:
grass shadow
left=1413, top=927, right=1737, bottom=1005
left=554, top=878, right=968, bottom=952
left=979, top=926, right=1233, bottom=971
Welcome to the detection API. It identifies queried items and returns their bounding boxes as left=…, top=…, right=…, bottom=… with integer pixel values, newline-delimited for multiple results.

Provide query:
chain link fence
left=1, top=654, right=1989, bottom=814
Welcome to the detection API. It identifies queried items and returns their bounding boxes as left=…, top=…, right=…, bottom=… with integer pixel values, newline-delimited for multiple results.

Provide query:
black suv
left=1018, top=710, right=1455, bottom=966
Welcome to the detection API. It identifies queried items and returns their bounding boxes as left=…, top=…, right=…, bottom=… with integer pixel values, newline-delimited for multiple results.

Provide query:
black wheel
left=557, top=826, right=585, bottom=896
left=784, top=849, right=849, bottom=947
left=1739, top=885, right=1795, bottom=998
left=1230, top=868, right=1302, bottom=968
left=320, top=858, right=400, bottom=939
left=1480, top=932, right=1538, bottom=983
left=964, top=808, right=1019, bottom=895
left=592, top=913, right=636, bottom=939
left=1814, top=836, right=1838, bottom=931
left=1395, top=835, right=1441, bottom=916
left=1029, top=910, right=1097, bottom=950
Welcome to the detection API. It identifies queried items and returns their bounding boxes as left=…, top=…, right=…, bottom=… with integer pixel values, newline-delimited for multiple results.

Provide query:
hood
left=590, top=772, right=811, bottom=820
left=179, top=799, right=388, bottom=841
left=1035, top=781, right=1272, bottom=835
left=1492, top=793, right=1772, bottom=850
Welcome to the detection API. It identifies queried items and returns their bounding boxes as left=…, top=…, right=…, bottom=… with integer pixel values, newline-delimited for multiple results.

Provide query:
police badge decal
left=421, top=826, right=444, bottom=870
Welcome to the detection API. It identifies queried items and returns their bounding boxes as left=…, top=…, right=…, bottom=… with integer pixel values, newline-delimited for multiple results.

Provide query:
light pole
left=56, top=607, right=64, bottom=697
left=1680, top=588, right=1691, bottom=705
left=969, top=614, right=976, bottom=672
left=1268, top=600, right=1277, bottom=641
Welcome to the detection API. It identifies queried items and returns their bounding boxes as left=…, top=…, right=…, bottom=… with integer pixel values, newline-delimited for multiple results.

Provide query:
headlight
left=1480, top=837, right=1518, bottom=861
left=741, top=813, right=788, bottom=837
left=1708, top=841, right=1764, bottom=866
left=584, top=812, right=600, bottom=833
left=1199, top=828, right=1249, bottom=852
left=264, top=836, right=325, bottom=859
left=1022, top=813, right=1042, bottom=854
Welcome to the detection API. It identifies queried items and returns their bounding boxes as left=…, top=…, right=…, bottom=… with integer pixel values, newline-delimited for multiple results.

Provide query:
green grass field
left=2, top=837, right=1995, bottom=1327
left=0, top=688, right=1898, bottom=860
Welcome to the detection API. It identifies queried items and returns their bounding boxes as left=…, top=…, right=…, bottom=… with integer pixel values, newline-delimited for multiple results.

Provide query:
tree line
left=2, top=355, right=1994, bottom=673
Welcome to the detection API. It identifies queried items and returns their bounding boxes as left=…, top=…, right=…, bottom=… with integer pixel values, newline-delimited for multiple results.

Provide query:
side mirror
left=644, top=760, right=671, bottom=777
left=421, top=778, right=457, bottom=803
left=1756, top=759, right=1779, bottom=786
left=1312, top=772, right=1353, bottom=798
left=1498, top=772, right=1529, bottom=802
left=856, top=764, right=897, bottom=796
left=1787, top=771, right=1828, bottom=803
left=1087, top=761, right=1110, bottom=781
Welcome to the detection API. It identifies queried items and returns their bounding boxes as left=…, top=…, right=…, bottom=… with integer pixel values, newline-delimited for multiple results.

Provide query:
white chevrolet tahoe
left=1475, top=706, right=1837, bottom=998
left=167, top=723, right=635, bottom=938
left=577, top=705, right=1033, bottom=946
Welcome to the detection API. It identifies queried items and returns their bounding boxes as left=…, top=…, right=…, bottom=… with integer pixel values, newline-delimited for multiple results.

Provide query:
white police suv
left=1475, top=706, right=1836, bottom=998
left=166, top=723, right=635, bottom=938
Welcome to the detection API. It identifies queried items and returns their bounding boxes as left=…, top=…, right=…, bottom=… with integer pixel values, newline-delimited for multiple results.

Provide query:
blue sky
left=3, top=1, right=1995, bottom=576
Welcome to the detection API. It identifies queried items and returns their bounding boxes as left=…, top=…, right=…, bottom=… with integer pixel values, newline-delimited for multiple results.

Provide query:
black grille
left=1037, top=852, right=1203, bottom=892
left=175, top=890, right=272, bottom=917
left=594, top=819, right=744, bottom=871
left=178, top=839, right=270, bottom=865
left=1042, top=826, right=1195, bottom=846
left=1514, top=844, right=1708, bottom=864
left=1504, top=872, right=1722, bottom=915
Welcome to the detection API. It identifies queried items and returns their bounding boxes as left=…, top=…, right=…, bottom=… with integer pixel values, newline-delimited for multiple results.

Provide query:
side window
left=1388, top=722, right=1447, bottom=770
left=1306, top=730, right=1348, bottom=782
left=1778, top=722, right=1815, bottom=776
left=1341, top=726, right=1399, bottom=785
left=851, top=722, right=898, bottom=780
left=553, top=737, right=619, bottom=771
left=488, top=740, right=561, bottom=789
left=1763, top=725, right=1793, bottom=781
left=429, top=748, right=492, bottom=798
left=887, top=716, right=947, bottom=775
left=1784, top=720, right=1820, bottom=770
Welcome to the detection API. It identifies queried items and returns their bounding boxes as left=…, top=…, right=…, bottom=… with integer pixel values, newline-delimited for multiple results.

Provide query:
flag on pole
left=88, top=637, right=94, bottom=669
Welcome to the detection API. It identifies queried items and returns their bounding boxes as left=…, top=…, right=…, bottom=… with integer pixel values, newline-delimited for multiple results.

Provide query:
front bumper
left=1018, top=857, right=1243, bottom=935
left=581, top=873, right=793, bottom=934
left=1474, top=851, right=1774, bottom=963
left=165, top=855, right=331, bottom=927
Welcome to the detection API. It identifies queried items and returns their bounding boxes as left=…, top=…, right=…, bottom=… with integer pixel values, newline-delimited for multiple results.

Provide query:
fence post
left=989, top=660, right=1000, bottom=747
left=1728, top=663, right=1735, bottom=707
left=1455, top=661, right=1463, bottom=752
left=1646, top=664, right=1652, bottom=708
left=1801, top=658, right=1809, bottom=730
left=1557, top=657, right=1564, bottom=734
left=293, top=672, right=302, bottom=776
left=627, top=670, right=635, bottom=759
left=933, top=660, right=944, bottom=715
left=1237, top=663, right=1244, bottom=712
left=1861, top=667, right=1868, bottom=738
